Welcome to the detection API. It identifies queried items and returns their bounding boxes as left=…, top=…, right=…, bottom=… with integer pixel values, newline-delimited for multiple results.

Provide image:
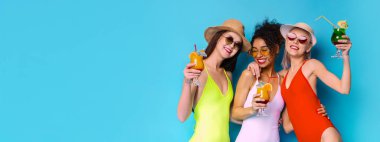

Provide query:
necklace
left=258, top=73, right=278, bottom=84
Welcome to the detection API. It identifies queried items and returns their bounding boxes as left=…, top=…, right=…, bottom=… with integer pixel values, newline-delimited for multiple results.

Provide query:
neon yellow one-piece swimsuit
left=189, top=66, right=233, bottom=142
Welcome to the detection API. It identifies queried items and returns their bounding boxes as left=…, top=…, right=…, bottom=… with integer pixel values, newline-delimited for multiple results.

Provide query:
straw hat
left=280, top=22, right=317, bottom=46
left=204, top=19, right=251, bottom=52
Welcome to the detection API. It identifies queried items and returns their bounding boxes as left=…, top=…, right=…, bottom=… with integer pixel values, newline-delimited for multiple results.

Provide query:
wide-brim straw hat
left=280, top=22, right=317, bottom=46
left=204, top=19, right=251, bottom=52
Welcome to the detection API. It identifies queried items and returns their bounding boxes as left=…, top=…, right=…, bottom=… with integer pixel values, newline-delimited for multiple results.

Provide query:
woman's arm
left=247, top=61, right=261, bottom=78
left=310, top=57, right=350, bottom=95
left=281, top=104, right=328, bottom=134
left=312, top=36, right=351, bottom=94
left=177, top=63, right=201, bottom=122
left=231, top=69, right=265, bottom=121
left=281, top=108, right=293, bottom=133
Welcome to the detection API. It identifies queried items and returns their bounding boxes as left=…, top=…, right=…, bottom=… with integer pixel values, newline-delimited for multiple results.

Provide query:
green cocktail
left=316, top=16, right=349, bottom=59
left=331, top=28, right=346, bottom=58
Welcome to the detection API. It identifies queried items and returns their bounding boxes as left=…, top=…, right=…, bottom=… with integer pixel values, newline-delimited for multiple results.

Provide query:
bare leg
left=321, top=127, right=342, bottom=142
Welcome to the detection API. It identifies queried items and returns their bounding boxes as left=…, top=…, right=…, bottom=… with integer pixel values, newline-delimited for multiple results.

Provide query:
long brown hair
left=204, top=30, right=242, bottom=72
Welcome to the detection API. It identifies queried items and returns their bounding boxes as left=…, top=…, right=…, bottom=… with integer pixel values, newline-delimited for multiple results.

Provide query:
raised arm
left=177, top=63, right=202, bottom=122
left=311, top=57, right=350, bottom=94
left=313, top=36, right=351, bottom=94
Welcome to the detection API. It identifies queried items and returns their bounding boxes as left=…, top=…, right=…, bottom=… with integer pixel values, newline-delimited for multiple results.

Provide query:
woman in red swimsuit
left=278, top=23, right=351, bottom=142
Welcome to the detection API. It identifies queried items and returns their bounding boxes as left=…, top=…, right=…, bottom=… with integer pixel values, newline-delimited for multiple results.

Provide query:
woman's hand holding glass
left=184, top=63, right=202, bottom=84
left=335, top=35, right=352, bottom=56
left=252, top=93, right=267, bottom=115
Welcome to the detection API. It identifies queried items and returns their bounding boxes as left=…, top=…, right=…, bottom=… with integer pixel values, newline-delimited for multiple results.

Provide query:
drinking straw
left=194, top=44, right=197, bottom=52
left=315, top=16, right=337, bottom=28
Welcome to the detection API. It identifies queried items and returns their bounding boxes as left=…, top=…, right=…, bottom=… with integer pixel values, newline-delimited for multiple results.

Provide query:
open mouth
left=290, top=45, right=299, bottom=50
left=224, top=47, right=232, bottom=54
left=256, top=58, right=267, bottom=64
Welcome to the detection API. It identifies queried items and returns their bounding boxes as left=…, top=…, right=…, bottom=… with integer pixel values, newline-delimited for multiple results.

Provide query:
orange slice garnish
left=263, top=83, right=272, bottom=92
left=338, top=20, right=348, bottom=29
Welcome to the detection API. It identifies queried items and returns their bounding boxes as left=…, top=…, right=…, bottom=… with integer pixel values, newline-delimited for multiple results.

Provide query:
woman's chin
left=221, top=51, right=234, bottom=59
left=288, top=52, right=304, bottom=58
left=258, top=63, right=270, bottom=68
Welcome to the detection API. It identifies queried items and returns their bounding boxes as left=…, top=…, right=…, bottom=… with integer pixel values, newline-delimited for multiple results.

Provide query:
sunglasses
left=249, top=48, right=270, bottom=57
left=223, top=36, right=242, bottom=49
left=286, top=33, right=309, bottom=44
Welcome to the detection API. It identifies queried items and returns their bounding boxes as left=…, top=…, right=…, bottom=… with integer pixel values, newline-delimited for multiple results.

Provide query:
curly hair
left=250, top=19, right=284, bottom=57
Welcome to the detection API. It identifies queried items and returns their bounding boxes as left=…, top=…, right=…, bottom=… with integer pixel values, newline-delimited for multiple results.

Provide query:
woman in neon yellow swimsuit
left=177, top=19, right=251, bottom=142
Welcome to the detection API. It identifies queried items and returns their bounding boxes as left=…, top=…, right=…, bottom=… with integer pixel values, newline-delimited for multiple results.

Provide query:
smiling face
left=251, top=38, right=276, bottom=68
left=203, top=30, right=243, bottom=72
left=215, top=31, right=242, bottom=59
left=284, top=28, right=313, bottom=58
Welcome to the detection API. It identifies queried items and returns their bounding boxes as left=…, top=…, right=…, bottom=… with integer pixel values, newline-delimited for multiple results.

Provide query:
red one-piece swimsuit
left=281, top=61, right=335, bottom=142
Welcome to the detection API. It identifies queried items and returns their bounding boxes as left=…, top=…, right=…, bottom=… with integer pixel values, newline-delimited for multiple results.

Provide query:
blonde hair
left=281, top=48, right=311, bottom=69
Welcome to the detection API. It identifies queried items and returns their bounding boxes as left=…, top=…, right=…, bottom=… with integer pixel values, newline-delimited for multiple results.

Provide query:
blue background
left=0, top=0, right=379, bottom=141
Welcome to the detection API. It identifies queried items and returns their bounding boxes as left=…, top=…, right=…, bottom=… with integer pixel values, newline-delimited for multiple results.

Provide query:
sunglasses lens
left=298, top=39, right=307, bottom=44
left=225, top=36, right=242, bottom=49
left=252, top=52, right=258, bottom=57
left=287, top=36, right=296, bottom=41
left=298, top=36, right=308, bottom=44
left=262, top=50, right=270, bottom=56
left=250, top=49, right=257, bottom=57
left=287, top=33, right=309, bottom=44
left=235, top=42, right=242, bottom=49
left=287, top=33, right=296, bottom=40
left=225, top=37, right=233, bottom=45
